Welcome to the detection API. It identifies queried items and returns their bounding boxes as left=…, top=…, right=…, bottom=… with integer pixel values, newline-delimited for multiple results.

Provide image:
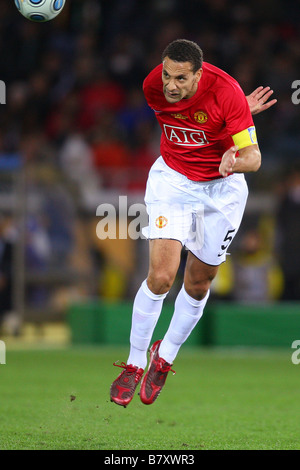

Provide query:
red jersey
left=143, top=62, right=255, bottom=181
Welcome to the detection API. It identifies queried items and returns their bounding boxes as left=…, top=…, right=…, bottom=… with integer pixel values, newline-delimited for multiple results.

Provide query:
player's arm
left=219, top=126, right=261, bottom=177
left=246, top=86, right=277, bottom=115
left=219, top=144, right=261, bottom=177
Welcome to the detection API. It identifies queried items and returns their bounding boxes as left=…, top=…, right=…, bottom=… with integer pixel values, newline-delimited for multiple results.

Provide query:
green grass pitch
left=0, top=346, right=299, bottom=450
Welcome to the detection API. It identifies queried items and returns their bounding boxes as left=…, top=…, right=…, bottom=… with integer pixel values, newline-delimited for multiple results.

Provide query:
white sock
left=159, top=285, right=210, bottom=364
left=127, top=279, right=168, bottom=369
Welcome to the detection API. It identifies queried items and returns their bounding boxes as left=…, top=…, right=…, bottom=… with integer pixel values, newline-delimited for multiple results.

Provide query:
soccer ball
left=14, top=0, right=66, bottom=22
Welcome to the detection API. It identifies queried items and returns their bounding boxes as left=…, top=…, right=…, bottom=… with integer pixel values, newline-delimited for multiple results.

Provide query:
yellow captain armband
left=232, top=126, right=257, bottom=149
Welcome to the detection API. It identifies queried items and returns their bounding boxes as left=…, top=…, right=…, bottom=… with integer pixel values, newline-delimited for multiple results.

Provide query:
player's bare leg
left=183, top=251, right=219, bottom=300
left=147, top=239, right=183, bottom=294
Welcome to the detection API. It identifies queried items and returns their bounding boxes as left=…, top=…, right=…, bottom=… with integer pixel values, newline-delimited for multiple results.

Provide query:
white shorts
left=142, top=157, right=248, bottom=265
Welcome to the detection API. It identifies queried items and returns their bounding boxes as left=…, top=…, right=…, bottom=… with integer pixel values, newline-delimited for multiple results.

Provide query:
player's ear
left=195, top=68, right=203, bottom=83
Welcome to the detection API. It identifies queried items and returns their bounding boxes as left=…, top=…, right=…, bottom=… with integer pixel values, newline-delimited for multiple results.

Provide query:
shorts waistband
left=159, top=156, right=240, bottom=186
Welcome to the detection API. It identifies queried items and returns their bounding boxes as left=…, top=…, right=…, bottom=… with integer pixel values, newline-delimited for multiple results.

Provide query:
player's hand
left=219, top=145, right=238, bottom=177
left=246, top=86, right=277, bottom=115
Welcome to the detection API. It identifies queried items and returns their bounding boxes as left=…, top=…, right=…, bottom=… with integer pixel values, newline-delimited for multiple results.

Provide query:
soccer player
left=110, top=39, right=277, bottom=407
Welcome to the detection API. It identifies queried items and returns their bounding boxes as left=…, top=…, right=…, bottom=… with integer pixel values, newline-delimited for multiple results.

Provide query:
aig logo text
left=163, top=124, right=209, bottom=146
left=0, top=340, right=6, bottom=364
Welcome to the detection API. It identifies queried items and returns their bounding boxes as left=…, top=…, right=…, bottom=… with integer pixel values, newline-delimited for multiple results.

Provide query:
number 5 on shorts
left=218, top=228, right=236, bottom=257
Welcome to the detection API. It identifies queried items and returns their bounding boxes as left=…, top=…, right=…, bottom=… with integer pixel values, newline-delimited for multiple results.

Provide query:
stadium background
left=0, top=0, right=299, bottom=347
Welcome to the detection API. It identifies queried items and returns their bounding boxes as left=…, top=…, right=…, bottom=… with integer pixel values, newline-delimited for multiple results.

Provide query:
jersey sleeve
left=220, top=82, right=255, bottom=140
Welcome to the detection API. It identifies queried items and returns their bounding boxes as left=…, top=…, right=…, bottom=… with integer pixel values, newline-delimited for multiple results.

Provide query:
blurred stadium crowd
left=0, top=0, right=300, bottom=327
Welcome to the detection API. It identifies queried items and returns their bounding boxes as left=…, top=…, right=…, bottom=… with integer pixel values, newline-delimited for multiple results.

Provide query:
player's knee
left=147, top=271, right=175, bottom=295
left=184, top=277, right=213, bottom=301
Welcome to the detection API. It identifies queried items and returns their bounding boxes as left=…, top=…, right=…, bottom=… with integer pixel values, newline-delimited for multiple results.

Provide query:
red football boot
left=110, top=362, right=144, bottom=408
left=140, top=340, right=175, bottom=405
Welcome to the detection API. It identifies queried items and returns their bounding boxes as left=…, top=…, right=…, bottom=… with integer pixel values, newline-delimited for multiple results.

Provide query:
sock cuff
left=141, top=279, right=169, bottom=301
left=182, top=285, right=210, bottom=307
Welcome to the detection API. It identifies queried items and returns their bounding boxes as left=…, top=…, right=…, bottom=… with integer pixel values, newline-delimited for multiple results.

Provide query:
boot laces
left=156, top=357, right=176, bottom=375
left=113, top=361, right=143, bottom=380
